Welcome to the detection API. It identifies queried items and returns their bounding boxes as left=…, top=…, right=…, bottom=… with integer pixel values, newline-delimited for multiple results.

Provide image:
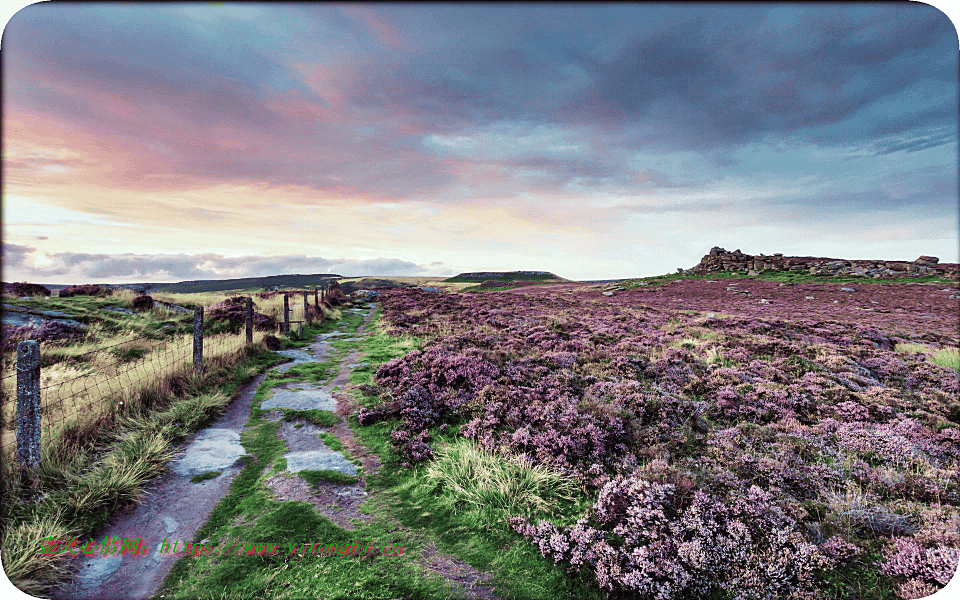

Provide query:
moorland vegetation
left=355, top=272, right=959, bottom=599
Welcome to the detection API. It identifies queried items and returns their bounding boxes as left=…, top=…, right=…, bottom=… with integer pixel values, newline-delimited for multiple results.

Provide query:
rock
left=350, top=289, right=381, bottom=301
left=101, top=306, right=134, bottom=315
left=747, top=270, right=759, bottom=276
left=602, top=291, right=615, bottom=296
left=171, top=429, right=249, bottom=478
left=805, top=296, right=815, bottom=300
left=915, top=255, right=939, bottom=264
left=840, top=288, right=855, bottom=292
left=886, top=262, right=910, bottom=272
left=284, top=450, right=357, bottom=475
left=758, top=299, right=770, bottom=304
left=132, top=294, right=154, bottom=311
left=416, top=286, right=443, bottom=293
left=260, top=384, right=337, bottom=411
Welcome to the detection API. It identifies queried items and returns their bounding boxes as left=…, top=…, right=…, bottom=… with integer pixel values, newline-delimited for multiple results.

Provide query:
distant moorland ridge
left=445, top=271, right=565, bottom=282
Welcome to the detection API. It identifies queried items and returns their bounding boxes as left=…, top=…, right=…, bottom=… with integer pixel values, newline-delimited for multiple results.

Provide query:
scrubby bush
left=206, top=296, right=275, bottom=335
left=1, top=321, right=86, bottom=352
left=2, top=282, right=51, bottom=297
left=511, top=479, right=845, bottom=599
left=58, top=284, right=109, bottom=298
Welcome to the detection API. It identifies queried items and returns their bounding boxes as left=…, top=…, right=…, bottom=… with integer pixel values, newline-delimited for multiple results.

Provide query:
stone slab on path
left=170, top=429, right=248, bottom=478
left=260, top=385, right=338, bottom=411
left=274, top=349, right=315, bottom=372
left=284, top=450, right=358, bottom=475
left=50, top=368, right=275, bottom=600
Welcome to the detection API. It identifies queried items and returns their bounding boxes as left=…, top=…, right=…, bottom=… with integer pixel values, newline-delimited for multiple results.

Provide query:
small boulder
left=132, top=295, right=154, bottom=311
left=915, top=256, right=939, bottom=265
left=840, top=288, right=855, bottom=292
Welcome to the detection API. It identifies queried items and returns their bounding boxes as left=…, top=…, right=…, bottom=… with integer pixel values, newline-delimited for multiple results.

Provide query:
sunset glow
left=3, top=3, right=958, bottom=283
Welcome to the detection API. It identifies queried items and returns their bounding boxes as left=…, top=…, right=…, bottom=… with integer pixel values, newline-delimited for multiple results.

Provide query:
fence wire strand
left=0, top=299, right=294, bottom=456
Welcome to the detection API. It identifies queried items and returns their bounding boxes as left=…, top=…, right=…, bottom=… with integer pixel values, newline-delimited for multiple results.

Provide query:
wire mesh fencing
left=1, top=307, right=269, bottom=461
left=0, top=290, right=334, bottom=464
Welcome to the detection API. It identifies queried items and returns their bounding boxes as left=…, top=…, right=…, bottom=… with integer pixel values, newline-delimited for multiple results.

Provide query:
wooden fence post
left=314, top=287, right=319, bottom=310
left=246, top=297, right=253, bottom=344
left=16, top=340, right=41, bottom=476
left=193, top=307, right=203, bottom=373
left=303, top=291, right=309, bottom=324
left=283, top=294, right=290, bottom=334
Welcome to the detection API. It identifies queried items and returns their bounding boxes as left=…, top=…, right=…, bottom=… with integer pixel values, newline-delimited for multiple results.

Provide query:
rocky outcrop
left=688, top=247, right=958, bottom=280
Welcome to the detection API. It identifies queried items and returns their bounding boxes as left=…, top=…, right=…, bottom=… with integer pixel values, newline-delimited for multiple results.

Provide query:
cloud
left=2, top=250, right=434, bottom=282
left=1, top=243, right=35, bottom=269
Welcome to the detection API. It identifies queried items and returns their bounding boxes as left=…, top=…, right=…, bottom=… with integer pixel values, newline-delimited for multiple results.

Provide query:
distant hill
left=139, top=274, right=343, bottom=294
left=445, top=271, right=565, bottom=283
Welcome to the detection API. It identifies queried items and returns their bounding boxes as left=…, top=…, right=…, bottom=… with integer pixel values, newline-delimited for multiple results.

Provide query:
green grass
left=158, top=306, right=605, bottom=600
left=283, top=409, right=340, bottom=427
left=0, top=344, right=284, bottom=595
left=191, top=471, right=221, bottom=483
left=299, top=469, right=359, bottom=486
left=896, top=343, right=960, bottom=374
left=280, top=361, right=337, bottom=383
left=423, top=438, right=584, bottom=519
left=156, top=375, right=469, bottom=600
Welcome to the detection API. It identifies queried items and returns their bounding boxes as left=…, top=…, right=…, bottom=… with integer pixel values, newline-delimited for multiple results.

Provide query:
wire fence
left=1, top=290, right=328, bottom=463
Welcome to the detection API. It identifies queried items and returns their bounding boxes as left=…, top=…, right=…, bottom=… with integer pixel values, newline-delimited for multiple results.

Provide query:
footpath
left=50, top=304, right=380, bottom=599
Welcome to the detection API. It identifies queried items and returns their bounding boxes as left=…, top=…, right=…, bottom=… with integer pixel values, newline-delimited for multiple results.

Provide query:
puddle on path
left=50, top=302, right=503, bottom=599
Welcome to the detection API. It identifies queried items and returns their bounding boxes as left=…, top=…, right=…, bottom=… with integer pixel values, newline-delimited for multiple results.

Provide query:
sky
left=2, top=2, right=959, bottom=284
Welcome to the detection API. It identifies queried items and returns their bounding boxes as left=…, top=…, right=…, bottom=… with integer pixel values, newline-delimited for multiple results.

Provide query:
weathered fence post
left=193, top=307, right=203, bottom=373
left=314, top=287, right=319, bottom=310
left=16, top=340, right=41, bottom=477
left=246, top=297, right=253, bottom=344
left=283, top=294, right=290, bottom=334
left=303, top=291, right=309, bottom=324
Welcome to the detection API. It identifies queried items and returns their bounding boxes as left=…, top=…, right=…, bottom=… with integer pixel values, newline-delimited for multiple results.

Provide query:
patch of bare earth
left=418, top=543, right=504, bottom=600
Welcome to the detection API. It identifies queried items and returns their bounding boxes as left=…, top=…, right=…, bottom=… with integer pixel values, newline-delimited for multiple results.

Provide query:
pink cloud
left=338, top=5, right=410, bottom=50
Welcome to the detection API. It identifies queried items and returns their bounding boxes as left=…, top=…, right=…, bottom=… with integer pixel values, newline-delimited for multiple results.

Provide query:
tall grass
left=423, top=438, right=580, bottom=518
left=1, top=329, right=269, bottom=457
left=0, top=342, right=277, bottom=595
left=896, top=343, right=960, bottom=374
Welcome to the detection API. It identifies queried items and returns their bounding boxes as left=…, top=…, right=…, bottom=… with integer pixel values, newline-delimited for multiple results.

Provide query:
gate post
left=16, top=340, right=41, bottom=476
left=246, top=297, right=253, bottom=344
left=283, top=294, right=290, bottom=334
left=303, top=291, right=309, bottom=324
left=193, top=307, right=204, bottom=373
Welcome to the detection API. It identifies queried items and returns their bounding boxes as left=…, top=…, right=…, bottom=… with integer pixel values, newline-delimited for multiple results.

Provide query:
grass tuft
left=423, top=438, right=579, bottom=517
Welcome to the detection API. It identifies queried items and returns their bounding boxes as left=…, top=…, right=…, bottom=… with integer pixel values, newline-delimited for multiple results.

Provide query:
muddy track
left=50, top=304, right=502, bottom=600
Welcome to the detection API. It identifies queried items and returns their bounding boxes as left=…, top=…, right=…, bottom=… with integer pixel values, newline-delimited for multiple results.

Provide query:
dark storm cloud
left=4, top=3, right=956, bottom=204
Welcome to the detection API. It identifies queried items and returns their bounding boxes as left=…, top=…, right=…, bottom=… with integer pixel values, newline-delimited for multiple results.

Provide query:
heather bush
left=206, top=296, right=275, bottom=335
left=2, top=282, right=51, bottom=297
left=1, top=321, right=86, bottom=353
left=58, top=284, right=109, bottom=298
left=361, top=281, right=960, bottom=598
left=510, top=478, right=840, bottom=599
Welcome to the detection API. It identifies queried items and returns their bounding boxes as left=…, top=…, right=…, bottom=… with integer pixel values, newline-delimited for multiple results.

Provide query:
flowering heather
left=1, top=321, right=86, bottom=353
left=363, top=281, right=960, bottom=597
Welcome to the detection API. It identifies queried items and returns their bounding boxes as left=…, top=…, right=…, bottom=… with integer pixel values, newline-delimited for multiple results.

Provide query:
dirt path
left=49, top=304, right=502, bottom=599
left=49, top=368, right=277, bottom=600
